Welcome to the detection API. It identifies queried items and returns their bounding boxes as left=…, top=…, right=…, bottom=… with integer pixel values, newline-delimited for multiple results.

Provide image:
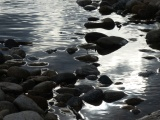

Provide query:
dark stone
left=56, top=87, right=81, bottom=96
left=0, top=52, right=5, bottom=64
left=85, top=32, right=107, bottom=43
left=66, top=47, right=78, bottom=54
left=21, top=79, right=36, bottom=92
left=98, top=75, right=113, bottom=86
left=75, top=55, right=98, bottom=63
left=54, top=94, right=74, bottom=103
left=76, top=0, right=92, bottom=7
left=10, top=48, right=26, bottom=58
left=103, top=90, right=126, bottom=103
left=99, top=5, right=115, bottom=15
left=4, top=39, right=19, bottom=49
left=75, top=85, right=94, bottom=93
left=84, top=5, right=97, bottom=11
left=88, top=17, right=99, bottom=21
left=81, top=89, right=104, bottom=106
left=125, top=98, right=144, bottom=106
left=51, top=73, right=77, bottom=85
left=67, top=97, right=83, bottom=111
left=0, top=101, right=18, bottom=113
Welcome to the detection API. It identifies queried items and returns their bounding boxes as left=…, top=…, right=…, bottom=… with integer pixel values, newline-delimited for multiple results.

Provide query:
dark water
left=1, top=0, right=160, bottom=120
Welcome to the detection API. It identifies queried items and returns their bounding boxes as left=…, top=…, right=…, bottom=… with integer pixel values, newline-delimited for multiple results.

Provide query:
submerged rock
left=98, top=75, right=113, bottom=86
left=125, top=97, right=144, bottom=106
left=103, top=90, right=126, bottom=103
left=66, top=47, right=78, bottom=54
left=75, top=55, right=98, bottom=63
left=75, top=64, right=100, bottom=78
left=28, top=62, right=49, bottom=67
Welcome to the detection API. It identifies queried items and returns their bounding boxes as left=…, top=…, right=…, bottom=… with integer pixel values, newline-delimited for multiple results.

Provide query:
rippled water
left=1, top=0, right=160, bottom=120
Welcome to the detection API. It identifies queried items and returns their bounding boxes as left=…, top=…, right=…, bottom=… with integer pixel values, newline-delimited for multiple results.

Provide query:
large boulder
left=13, top=95, right=45, bottom=114
left=3, top=111, right=44, bottom=120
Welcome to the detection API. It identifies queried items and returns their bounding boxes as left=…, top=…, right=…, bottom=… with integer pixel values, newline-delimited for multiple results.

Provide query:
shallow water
left=1, top=0, right=160, bottom=119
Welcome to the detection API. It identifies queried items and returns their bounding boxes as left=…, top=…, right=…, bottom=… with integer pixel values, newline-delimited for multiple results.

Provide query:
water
left=1, top=0, right=160, bottom=119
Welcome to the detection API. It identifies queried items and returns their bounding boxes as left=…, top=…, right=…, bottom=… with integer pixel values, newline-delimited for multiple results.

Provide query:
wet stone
left=31, top=76, right=50, bottom=83
left=4, top=39, right=19, bottom=49
left=0, top=101, right=18, bottom=113
left=67, top=96, right=83, bottom=111
left=5, top=59, right=26, bottom=66
left=76, top=0, right=92, bottom=7
left=45, top=49, right=57, bottom=54
left=75, top=55, right=98, bottom=63
left=4, top=55, right=13, bottom=61
left=99, top=5, right=114, bottom=15
left=42, top=70, right=58, bottom=77
left=10, top=48, right=26, bottom=58
left=54, top=93, right=74, bottom=103
left=98, top=75, right=113, bottom=86
left=84, top=5, right=97, bottom=11
left=66, top=47, right=78, bottom=54
left=21, top=79, right=36, bottom=92
left=27, top=56, right=39, bottom=61
left=44, top=112, right=58, bottom=120
left=121, top=105, right=135, bottom=110
left=131, top=108, right=141, bottom=115
left=103, top=90, right=127, bottom=103
left=125, top=97, right=144, bottom=106
left=28, top=62, right=49, bottom=67
left=55, top=87, right=82, bottom=96
left=114, top=82, right=123, bottom=85
left=75, top=84, right=94, bottom=93
left=88, top=17, right=99, bottom=21
left=139, top=49, right=156, bottom=53
left=7, top=66, right=30, bottom=79
left=11, top=54, right=23, bottom=59
left=81, top=89, right=103, bottom=106
left=142, top=56, right=156, bottom=60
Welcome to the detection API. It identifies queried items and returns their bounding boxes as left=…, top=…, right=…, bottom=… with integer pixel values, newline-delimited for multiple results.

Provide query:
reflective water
left=1, top=0, right=160, bottom=120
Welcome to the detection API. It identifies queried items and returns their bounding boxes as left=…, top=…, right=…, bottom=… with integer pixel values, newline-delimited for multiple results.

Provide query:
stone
left=125, top=97, right=144, bottom=106
left=78, top=43, right=96, bottom=51
left=7, top=66, right=30, bottom=79
left=66, top=47, right=78, bottom=54
left=26, top=95, right=48, bottom=111
left=54, top=93, right=74, bottom=103
left=4, top=55, right=13, bottom=61
left=103, top=90, right=126, bottom=103
left=13, top=95, right=45, bottom=114
left=27, top=56, right=39, bottom=61
left=96, top=36, right=128, bottom=55
left=0, top=69, right=7, bottom=76
left=11, top=54, right=22, bottom=59
left=138, top=70, right=155, bottom=77
left=41, top=70, right=58, bottom=78
left=0, top=82, right=23, bottom=95
left=4, top=39, right=19, bottom=49
left=137, top=110, right=160, bottom=120
left=21, top=79, right=36, bottom=92
left=98, top=75, right=113, bottom=86
left=32, top=81, right=56, bottom=93
left=0, top=52, right=5, bottom=64
left=99, top=5, right=115, bottom=15
left=51, top=72, right=77, bottom=85
left=75, top=55, right=98, bottom=63
left=75, top=64, right=100, bottom=78
left=75, top=85, right=94, bottom=93
left=84, top=18, right=115, bottom=30
left=81, top=89, right=103, bottom=106
left=0, top=101, right=18, bottom=113
left=125, top=0, right=142, bottom=11
left=45, top=49, right=57, bottom=54
left=85, top=32, right=107, bottom=43
left=31, top=76, right=50, bottom=83
left=3, top=111, right=44, bottom=120
left=84, top=5, right=97, bottom=11
left=76, top=0, right=92, bottom=7
left=121, top=105, right=135, bottom=110
left=10, top=48, right=26, bottom=58
left=56, top=88, right=81, bottom=96
left=131, top=108, right=141, bottom=115
left=44, top=112, right=58, bottom=120
left=88, top=17, right=99, bottom=21
left=0, top=89, right=6, bottom=101
left=67, top=97, right=83, bottom=111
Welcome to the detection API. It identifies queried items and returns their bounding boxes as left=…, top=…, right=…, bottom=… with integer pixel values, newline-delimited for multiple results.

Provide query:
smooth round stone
left=99, top=5, right=114, bottom=15
left=85, top=32, right=107, bottom=43
left=84, top=5, right=97, bottom=11
left=67, top=96, right=83, bottom=111
left=114, top=82, right=123, bottom=85
left=31, top=76, right=50, bottom=83
left=3, top=111, right=44, bottom=120
left=142, top=56, right=156, bottom=60
left=81, top=89, right=103, bottom=106
left=75, top=84, right=94, bottom=93
left=125, top=98, right=144, bottom=106
left=13, top=95, right=45, bottom=114
left=54, top=93, right=74, bottom=103
left=56, top=88, right=81, bottom=96
left=98, top=75, right=113, bottom=86
left=0, top=82, right=23, bottom=95
left=7, top=66, right=30, bottom=79
left=66, top=47, right=78, bottom=54
left=32, top=81, right=56, bottom=93
left=28, top=62, right=49, bottom=67
left=4, top=39, right=19, bottom=49
left=131, top=108, right=141, bottom=115
left=103, top=90, right=127, bottom=103
left=2, top=77, right=21, bottom=84
left=0, top=101, right=18, bottom=114
left=21, top=79, right=36, bottom=92
left=76, top=0, right=92, bottom=7
left=51, top=72, right=77, bottom=85
left=75, top=55, right=98, bottom=63
left=88, top=17, right=99, bottom=21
